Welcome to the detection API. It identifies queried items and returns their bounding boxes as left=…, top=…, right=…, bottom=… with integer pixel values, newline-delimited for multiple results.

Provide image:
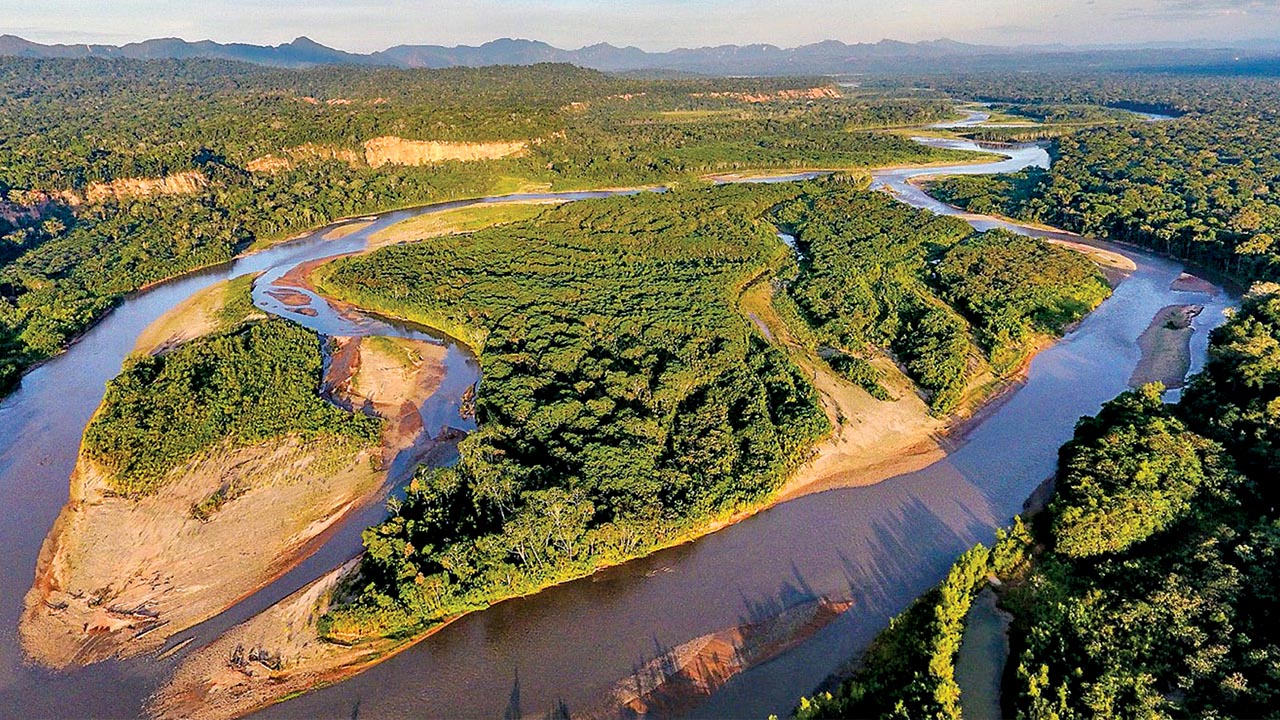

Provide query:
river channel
left=0, top=138, right=1232, bottom=718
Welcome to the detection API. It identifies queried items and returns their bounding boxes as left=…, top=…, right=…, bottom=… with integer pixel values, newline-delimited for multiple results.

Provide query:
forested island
left=3, top=49, right=1278, bottom=719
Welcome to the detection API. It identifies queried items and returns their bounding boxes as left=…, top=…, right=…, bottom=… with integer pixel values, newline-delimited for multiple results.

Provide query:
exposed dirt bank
left=363, top=137, right=528, bottom=167
left=85, top=171, right=207, bottom=204
left=1129, top=304, right=1202, bottom=390
left=245, top=144, right=361, bottom=174
left=692, top=86, right=841, bottom=103
left=245, top=137, right=530, bottom=173
left=21, top=322, right=447, bottom=668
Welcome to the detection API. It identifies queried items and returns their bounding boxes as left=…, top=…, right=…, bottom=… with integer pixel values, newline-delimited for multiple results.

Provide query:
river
left=0, top=140, right=1232, bottom=718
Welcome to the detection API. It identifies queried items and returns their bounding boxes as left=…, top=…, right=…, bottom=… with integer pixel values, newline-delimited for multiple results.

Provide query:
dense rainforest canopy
left=774, top=187, right=1108, bottom=413
left=796, top=288, right=1280, bottom=718
left=83, top=314, right=381, bottom=497
left=0, top=57, right=970, bottom=398
left=927, top=74, right=1280, bottom=284
left=314, top=182, right=831, bottom=636
left=306, top=174, right=1109, bottom=637
left=13, top=56, right=1280, bottom=714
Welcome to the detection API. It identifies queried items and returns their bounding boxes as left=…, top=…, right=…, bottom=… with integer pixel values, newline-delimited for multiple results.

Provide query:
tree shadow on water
left=503, top=668, right=521, bottom=720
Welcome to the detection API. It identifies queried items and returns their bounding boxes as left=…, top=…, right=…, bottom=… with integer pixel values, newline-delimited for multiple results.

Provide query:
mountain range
left=2, top=34, right=1278, bottom=75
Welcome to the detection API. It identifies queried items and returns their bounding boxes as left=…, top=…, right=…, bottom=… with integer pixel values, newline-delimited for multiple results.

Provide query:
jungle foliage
left=793, top=288, right=1280, bottom=719
left=774, top=187, right=1107, bottom=412
left=83, top=317, right=381, bottom=496
left=929, top=74, right=1280, bottom=284
left=313, top=184, right=830, bottom=638
left=0, top=57, right=970, bottom=399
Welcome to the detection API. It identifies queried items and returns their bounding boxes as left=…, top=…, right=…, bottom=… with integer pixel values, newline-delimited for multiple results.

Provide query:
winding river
left=0, top=137, right=1232, bottom=718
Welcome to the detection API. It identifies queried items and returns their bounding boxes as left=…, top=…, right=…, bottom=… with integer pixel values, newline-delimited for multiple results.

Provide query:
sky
left=2, top=0, right=1277, bottom=51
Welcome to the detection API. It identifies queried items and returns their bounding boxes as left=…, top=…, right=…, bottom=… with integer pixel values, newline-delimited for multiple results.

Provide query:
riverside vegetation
left=83, top=318, right=382, bottom=497
left=13, top=56, right=1263, bottom=712
left=926, top=74, right=1280, bottom=284
left=773, top=188, right=1109, bottom=413
left=307, top=176, right=1107, bottom=640
left=0, top=57, right=976, bottom=397
left=794, top=287, right=1280, bottom=718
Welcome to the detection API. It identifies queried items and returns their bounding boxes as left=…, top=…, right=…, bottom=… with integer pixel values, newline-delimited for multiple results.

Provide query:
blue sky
left=2, top=0, right=1276, bottom=51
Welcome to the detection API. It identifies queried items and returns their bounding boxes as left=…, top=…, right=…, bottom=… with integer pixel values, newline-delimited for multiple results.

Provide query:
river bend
left=0, top=142, right=1232, bottom=718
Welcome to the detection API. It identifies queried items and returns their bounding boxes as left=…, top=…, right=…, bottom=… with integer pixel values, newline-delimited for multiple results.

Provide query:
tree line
left=0, top=56, right=968, bottom=398
left=793, top=285, right=1280, bottom=718
left=774, top=184, right=1108, bottom=413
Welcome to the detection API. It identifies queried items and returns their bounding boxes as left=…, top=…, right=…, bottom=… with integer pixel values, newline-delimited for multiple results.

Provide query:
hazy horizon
left=3, top=0, right=1277, bottom=53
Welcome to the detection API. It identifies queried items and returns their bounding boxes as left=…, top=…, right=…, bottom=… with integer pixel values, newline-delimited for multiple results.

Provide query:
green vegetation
left=935, top=231, right=1111, bottom=371
left=1050, top=386, right=1228, bottom=557
left=214, top=274, right=260, bottom=327
left=1181, top=286, right=1280, bottom=498
left=929, top=75, right=1280, bottom=283
left=305, top=172, right=1112, bottom=639
left=926, top=168, right=1047, bottom=219
left=773, top=185, right=1107, bottom=413
left=83, top=317, right=381, bottom=496
left=0, top=57, right=975, bottom=399
left=823, top=352, right=892, bottom=400
left=794, top=521, right=1033, bottom=720
left=793, top=287, right=1280, bottom=718
left=313, top=183, right=830, bottom=638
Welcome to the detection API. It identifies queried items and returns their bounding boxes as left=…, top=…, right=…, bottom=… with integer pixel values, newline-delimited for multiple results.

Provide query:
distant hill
left=2, top=34, right=1276, bottom=75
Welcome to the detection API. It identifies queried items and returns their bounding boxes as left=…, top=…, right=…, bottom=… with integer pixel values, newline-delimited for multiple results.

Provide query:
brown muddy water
left=0, top=145, right=1233, bottom=718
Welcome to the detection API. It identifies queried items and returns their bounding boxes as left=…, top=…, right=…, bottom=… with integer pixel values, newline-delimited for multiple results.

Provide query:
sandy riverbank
left=366, top=200, right=557, bottom=248
left=20, top=285, right=449, bottom=669
left=1130, top=303, right=1202, bottom=390
left=583, top=598, right=854, bottom=718
left=321, top=220, right=374, bottom=241
left=146, top=559, right=457, bottom=720
left=132, top=274, right=264, bottom=356
left=147, top=175, right=1143, bottom=719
